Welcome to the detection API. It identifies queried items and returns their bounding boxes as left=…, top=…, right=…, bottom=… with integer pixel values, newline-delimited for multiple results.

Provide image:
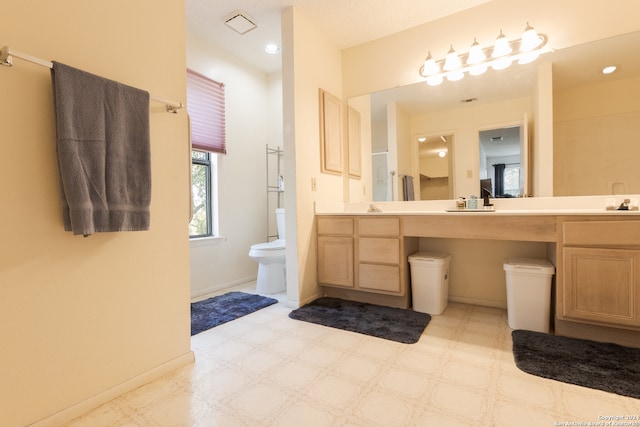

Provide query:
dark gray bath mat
left=191, top=292, right=277, bottom=335
left=289, top=297, right=431, bottom=344
left=512, top=329, right=640, bottom=399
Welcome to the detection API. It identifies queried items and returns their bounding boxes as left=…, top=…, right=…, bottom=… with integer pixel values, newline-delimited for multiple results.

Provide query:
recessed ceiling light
left=265, top=44, right=281, bottom=54
left=417, top=137, right=426, bottom=142
left=602, top=65, right=617, bottom=75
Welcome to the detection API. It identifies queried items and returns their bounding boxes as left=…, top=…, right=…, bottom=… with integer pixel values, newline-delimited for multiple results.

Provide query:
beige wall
left=419, top=239, right=550, bottom=308
left=0, top=1, right=191, bottom=426
left=282, top=8, right=344, bottom=305
left=554, top=75, right=640, bottom=196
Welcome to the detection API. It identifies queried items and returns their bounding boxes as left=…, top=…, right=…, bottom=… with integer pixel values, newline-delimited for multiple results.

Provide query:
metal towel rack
left=1, top=46, right=184, bottom=113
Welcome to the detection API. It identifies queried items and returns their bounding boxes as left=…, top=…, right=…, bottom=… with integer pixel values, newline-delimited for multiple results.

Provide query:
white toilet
left=249, top=208, right=286, bottom=294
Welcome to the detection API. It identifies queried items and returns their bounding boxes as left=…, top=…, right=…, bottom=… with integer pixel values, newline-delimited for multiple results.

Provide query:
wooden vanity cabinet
left=318, top=215, right=411, bottom=300
left=317, top=217, right=354, bottom=288
left=357, top=217, right=402, bottom=294
left=559, top=219, right=640, bottom=330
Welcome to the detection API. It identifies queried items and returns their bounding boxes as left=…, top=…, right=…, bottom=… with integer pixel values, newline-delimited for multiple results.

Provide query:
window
left=186, top=69, right=225, bottom=238
left=189, top=150, right=216, bottom=238
left=503, top=165, right=521, bottom=197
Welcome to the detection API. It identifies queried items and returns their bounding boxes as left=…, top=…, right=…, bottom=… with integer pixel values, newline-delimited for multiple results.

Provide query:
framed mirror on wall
left=319, top=88, right=343, bottom=175
left=348, top=31, right=640, bottom=202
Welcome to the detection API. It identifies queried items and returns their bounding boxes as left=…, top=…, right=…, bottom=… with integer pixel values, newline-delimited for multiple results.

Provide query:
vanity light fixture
left=419, top=23, right=548, bottom=86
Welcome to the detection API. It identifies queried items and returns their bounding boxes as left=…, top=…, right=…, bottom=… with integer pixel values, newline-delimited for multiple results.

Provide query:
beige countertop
left=315, top=195, right=640, bottom=216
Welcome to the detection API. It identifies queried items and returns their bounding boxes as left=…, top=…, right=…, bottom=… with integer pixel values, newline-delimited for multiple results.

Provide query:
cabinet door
left=318, top=236, right=354, bottom=288
left=563, top=247, right=640, bottom=328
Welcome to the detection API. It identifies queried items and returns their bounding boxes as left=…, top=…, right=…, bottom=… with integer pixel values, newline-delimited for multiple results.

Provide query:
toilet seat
left=250, top=239, right=285, bottom=251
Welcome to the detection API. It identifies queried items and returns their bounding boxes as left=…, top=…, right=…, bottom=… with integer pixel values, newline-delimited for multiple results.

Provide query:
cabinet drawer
left=359, top=264, right=401, bottom=293
left=359, top=217, right=400, bottom=236
left=563, top=221, right=640, bottom=247
left=359, top=237, right=399, bottom=264
left=318, top=217, right=354, bottom=235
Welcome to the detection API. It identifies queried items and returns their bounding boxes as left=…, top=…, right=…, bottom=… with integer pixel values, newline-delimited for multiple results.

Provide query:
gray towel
left=51, top=62, right=151, bottom=236
left=403, top=175, right=415, bottom=201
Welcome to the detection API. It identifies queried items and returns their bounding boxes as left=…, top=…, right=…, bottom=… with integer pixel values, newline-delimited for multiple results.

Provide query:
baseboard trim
left=30, top=351, right=195, bottom=427
left=322, top=287, right=410, bottom=309
left=449, top=295, right=507, bottom=310
left=190, top=276, right=256, bottom=300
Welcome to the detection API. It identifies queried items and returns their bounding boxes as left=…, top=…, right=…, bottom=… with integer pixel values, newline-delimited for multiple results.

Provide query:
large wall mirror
left=350, top=31, right=640, bottom=201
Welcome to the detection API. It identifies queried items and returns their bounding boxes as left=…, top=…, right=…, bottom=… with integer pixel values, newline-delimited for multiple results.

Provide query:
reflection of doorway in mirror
left=372, top=151, right=390, bottom=201
left=417, top=134, right=453, bottom=200
left=479, top=125, right=523, bottom=198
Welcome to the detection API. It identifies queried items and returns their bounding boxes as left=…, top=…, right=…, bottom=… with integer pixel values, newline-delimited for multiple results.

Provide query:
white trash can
left=409, top=252, right=451, bottom=315
left=503, top=258, right=555, bottom=333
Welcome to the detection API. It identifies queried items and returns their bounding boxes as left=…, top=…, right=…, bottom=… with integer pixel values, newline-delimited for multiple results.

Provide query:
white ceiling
left=185, top=0, right=494, bottom=74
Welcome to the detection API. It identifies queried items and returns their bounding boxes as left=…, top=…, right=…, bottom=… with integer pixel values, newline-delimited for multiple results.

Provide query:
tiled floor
left=67, top=286, right=640, bottom=426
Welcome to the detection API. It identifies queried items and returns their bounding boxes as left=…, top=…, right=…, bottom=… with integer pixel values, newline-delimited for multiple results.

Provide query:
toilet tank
left=276, top=208, right=285, bottom=240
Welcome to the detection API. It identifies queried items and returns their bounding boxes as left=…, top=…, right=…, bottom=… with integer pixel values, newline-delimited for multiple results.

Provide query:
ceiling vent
left=491, top=136, right=504, bottom=142
left=224, top=10, right=257, bottom=35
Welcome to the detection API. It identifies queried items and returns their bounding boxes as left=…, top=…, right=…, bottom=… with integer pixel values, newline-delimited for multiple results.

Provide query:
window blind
left=186, top=69, right=226, bottom=154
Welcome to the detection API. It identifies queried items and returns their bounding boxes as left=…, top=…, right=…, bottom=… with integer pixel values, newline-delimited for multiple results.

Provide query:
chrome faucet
left=482, top=187, right=493, bottom=207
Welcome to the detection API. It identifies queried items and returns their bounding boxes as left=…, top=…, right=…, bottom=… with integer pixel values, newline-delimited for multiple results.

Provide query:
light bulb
left=423, top=51, right=440, bottom=76
left=446, top=70, right=464, bottom=81
left=443, top=45, right=462, bottom=71
left=265, top=44, right=280, bottom=54
left=492, top=57, right=512, bottom=70
left=520, top=23, right=542, bottom=52
left=492, top=30, right=512, bottom=58
left=518, top=51, right=540, bottom=65
left=467, top=38, right=486, bottom=65
left=469, top=64, right=488, bottom=76
left=426, top=75, right=443, bottom=86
